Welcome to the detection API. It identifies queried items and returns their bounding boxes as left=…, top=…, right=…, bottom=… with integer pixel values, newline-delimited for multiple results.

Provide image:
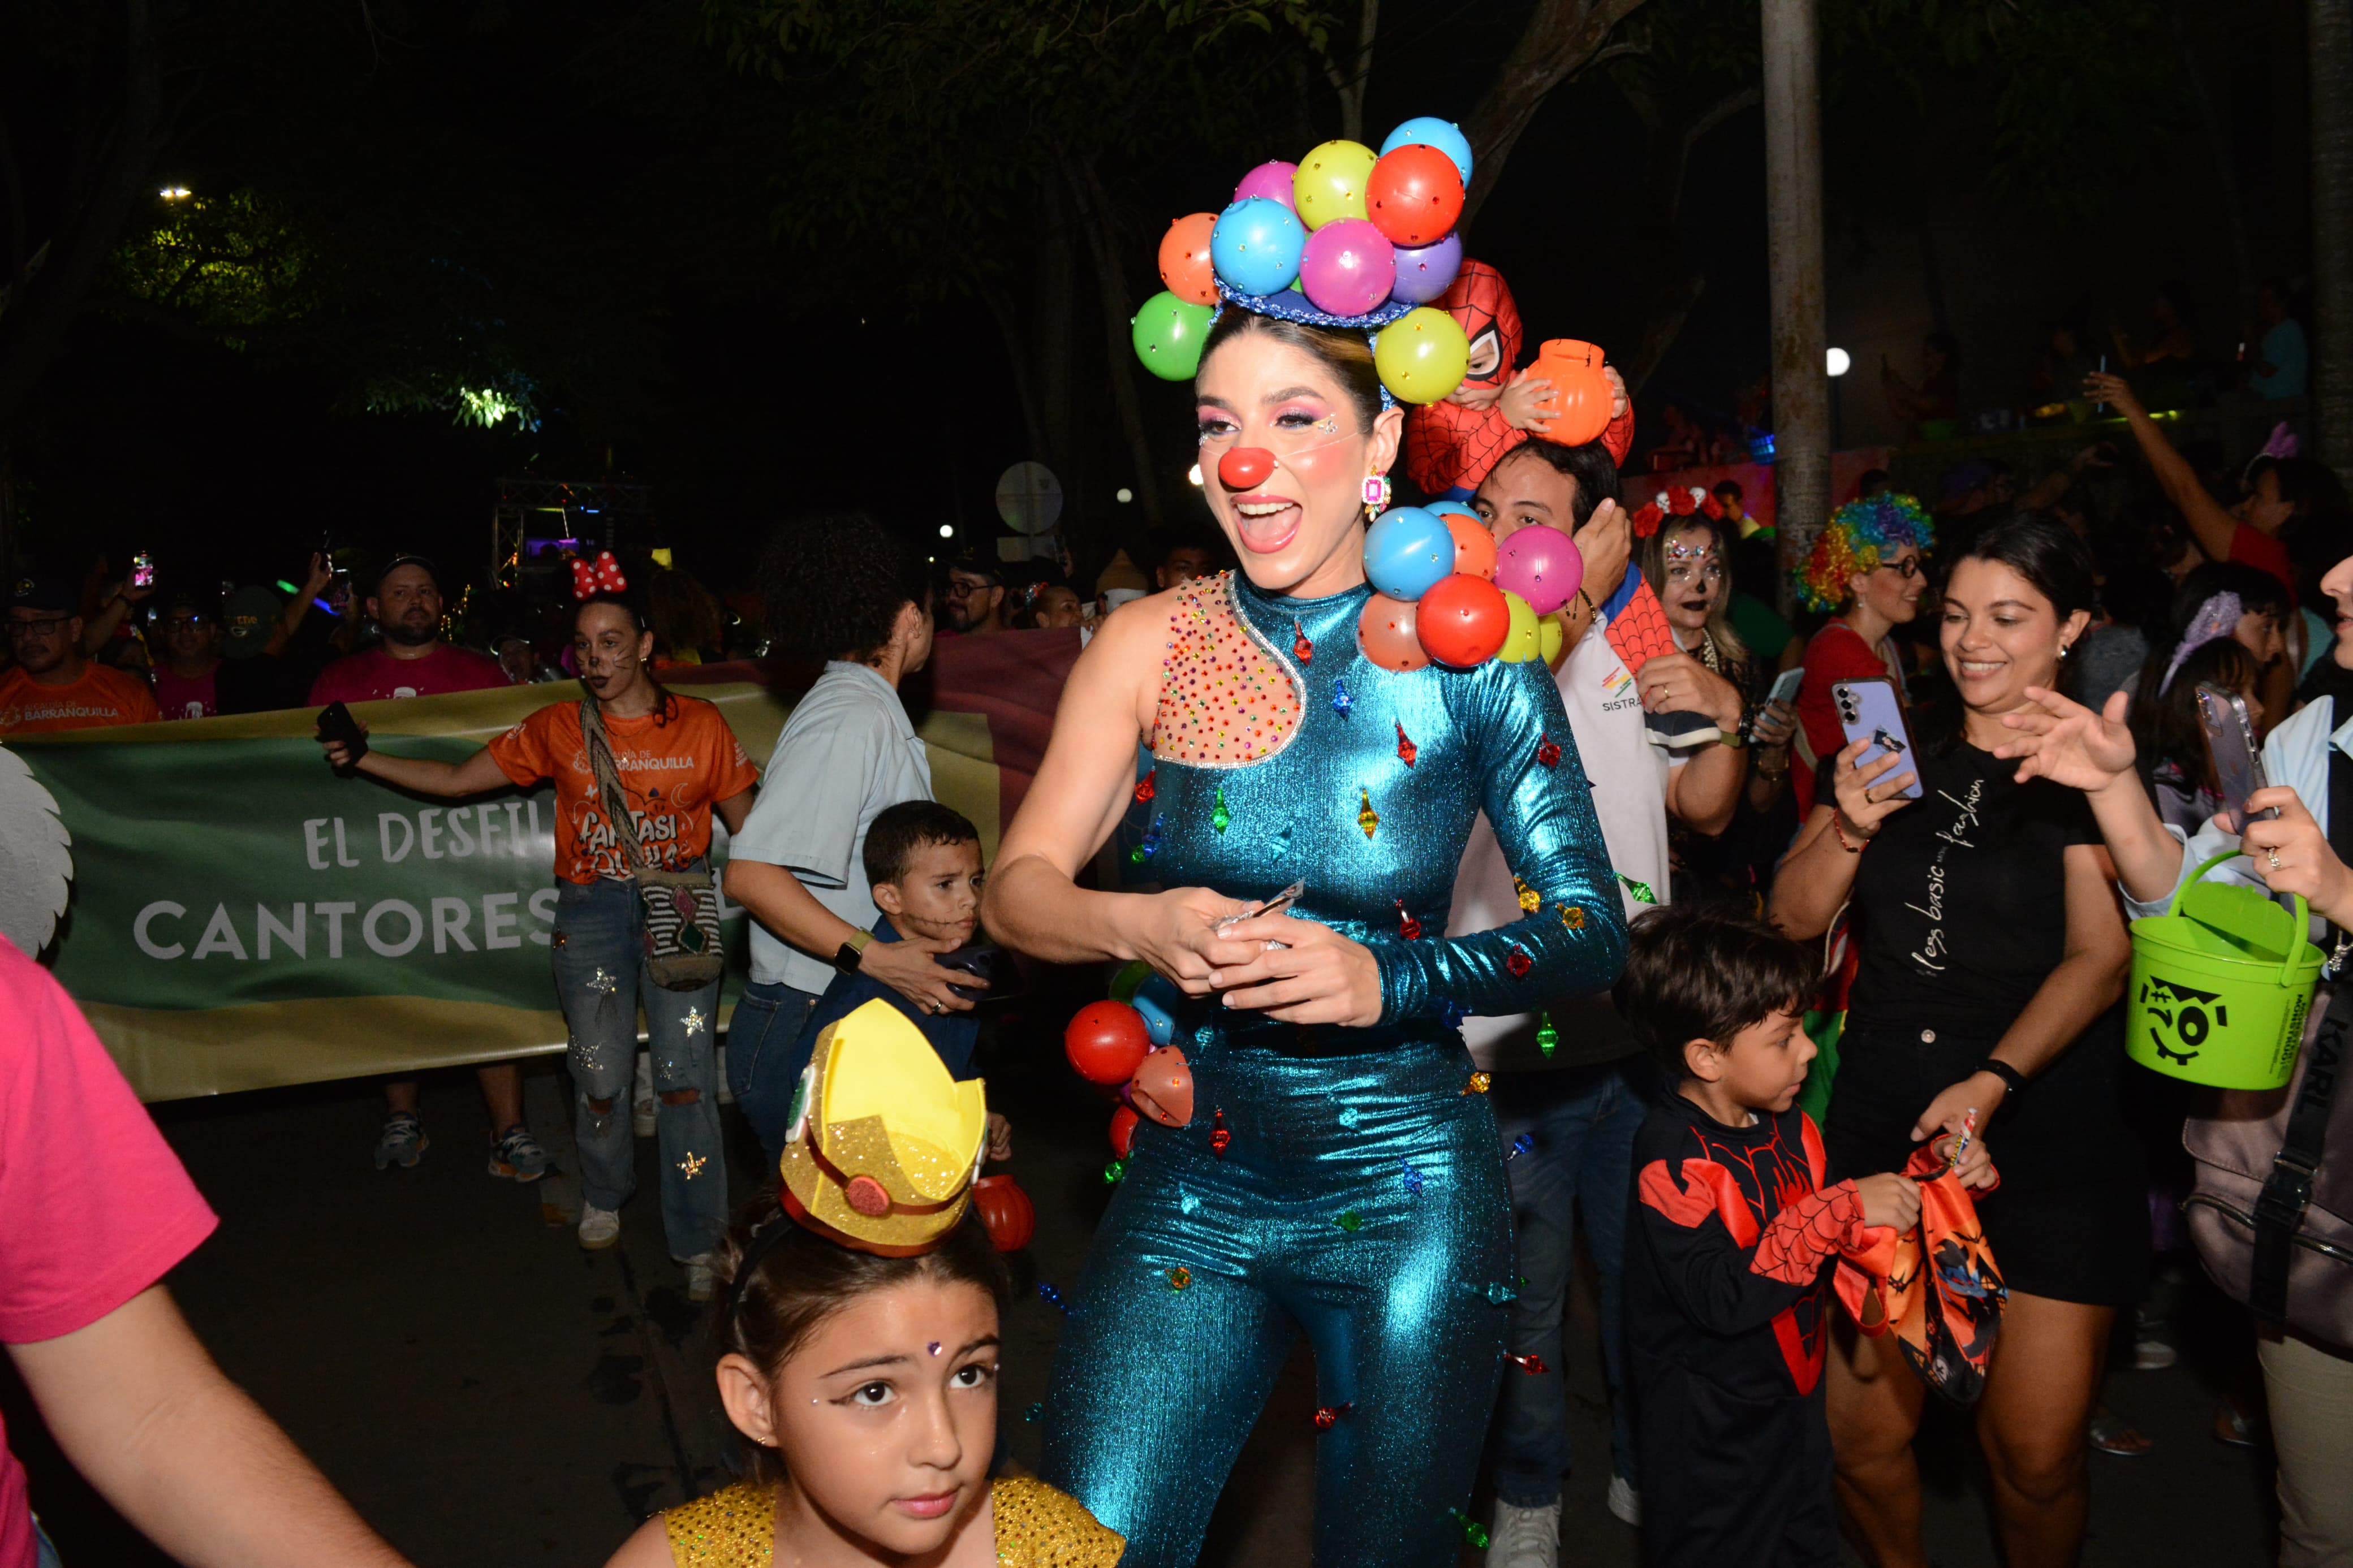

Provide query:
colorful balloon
left=1297, top=218, right=1395, bottom=316
left=1210, top=197, right=1306, bottom=296
left=1292, top=140, right=1377, bottom=230
left=1157, top=213, right=1219, bottom=306
left=971, top=1174, right=1036, bottom=1252
left=1381, top=116, right=1475, bottom=186
left=1065, top=1000, right=1152, bottom=1085
left=1493, top=523, right=1583, bottom=616
left=1232, top=159, right=1299, bottom=210
left=1131, top=974, right=1181, bottom=1047
left=1108, top=1105, right=1140, bottom=1159
left=1389, top=232, right=1463, bottom=304
left=1365, top=144, right=1465, bottom=248
left=1527, top=339, right=1615, bottom=447
left=1128, top=1045, right=1196, bottom=1128
left=1108, top=960, right=1152, bottom=1002
left=1131, top=291, right=1213, bottom=381
left=1496, top=590, right=1541, bottom=663
left=1416, top=573, right=1511, bottom=666
left=1357, top=592, right=1430, bottom=672
left=1538, top=609, right=1568, bottom=668
left=1361, top=506, right=1454, bottom=601
left=1372, top=306, right=1471, bottom=404
left=1443, top=512, right=1497, bottom=580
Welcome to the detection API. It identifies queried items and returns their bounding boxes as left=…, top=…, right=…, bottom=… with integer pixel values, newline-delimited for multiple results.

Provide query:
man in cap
left=1, top=571, right=162, bottom=734
left=307, top=555, right=506, bottom=705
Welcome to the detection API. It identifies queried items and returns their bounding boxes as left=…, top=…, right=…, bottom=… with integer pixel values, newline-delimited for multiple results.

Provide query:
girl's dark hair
left=2131, top=635, right=2259, bottom=786
left=716, top=1206, right=1011, bottom=1485
left=1198, top=311, right=1384, bottom=434
left=1614, top=904, right=1817, bottom=1081
left=756, top=513, right=930, bottom=663
left=1923, top=514, right=2098, bottom=755
left=2169, top=561, right=2286, bottom=637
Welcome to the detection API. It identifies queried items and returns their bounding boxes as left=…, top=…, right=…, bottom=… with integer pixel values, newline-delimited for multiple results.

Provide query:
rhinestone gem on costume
left=1331, top=678, right=1354, bottom=718
left=1357, top=787, right=1379, bottom=840
left=1507, top=1351, right=1549, bottom=1375
left=587, top=967, right=617, bottom=995
left=1558, top=902, right=1585, bottom=931
left=1505, top=945, right=1533, bottom=978
left=676, top=1151, right=707, bottom=1178
left=1400, top=1160, right=1424, bottom=1195
left=1514, top=875, right=1540, bottom=913
left=1135, top=768, right=1157, bottom=804
left=1507, top=1133, right=1534, bottom=1161
left=1209, top=1109, right=1231, bottom=1156
left=1168, top=1266, right=1193, bottom=1290
left=1395, top=900, right=1422, bottom=940
left=1537, top=1010, right=1559, bottom=1057
left=1617, top=871, right=1656, bottom=904
left=1150, top=573, right=1303, bottom=767
left=1315, top=1402, right=1354, bottom=1429
left=1464, top=1072, right=1492, bottom=1095
left=1129, top=815, right=1162, bottom=863
left=1482, top=1280, right=1518, bottom=1305
left=683, top=1007, right=707, bottom=1036
left=1452, top=1508, right=1490, bottom=1549
left=1294, top=620, right=1313, bottom=663
left=1536, top=733, right=1561, bottom=768
left=1395, top=720, right=1417, bottom=767
left=1334, top=1210, right=1365, bottom=1233
left=1211, top=787, right=1231, bottom=834
left=1104, top=1158, right=1126, bottom=1186
left=1038, top=1281, right=1070, bottom=1314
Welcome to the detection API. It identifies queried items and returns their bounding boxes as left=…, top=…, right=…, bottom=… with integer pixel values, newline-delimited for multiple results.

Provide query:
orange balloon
left=1415, top=573, right=1511, bottom=666
left=1158, top=213, right=1219, bottom=306
left=1443, top=513, right=1497, bottom=580
left=1364, top=143, right=1466, bottom=248
left=1527, top=339, right=1615, bottom=448
left=1357, top=593, right=1430, bottom=672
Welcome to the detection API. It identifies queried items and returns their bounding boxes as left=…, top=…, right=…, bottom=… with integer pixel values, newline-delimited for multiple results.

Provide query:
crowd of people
left=5, top=278, right=2353, bottom=1568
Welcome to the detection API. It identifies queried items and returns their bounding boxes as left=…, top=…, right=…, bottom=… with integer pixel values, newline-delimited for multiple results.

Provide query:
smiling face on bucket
left=718, top=1275, right=999, bottom=1558
left=1194, top=319, right=1403, bottom=598
left=1939, top=556, right=2088, bottom=716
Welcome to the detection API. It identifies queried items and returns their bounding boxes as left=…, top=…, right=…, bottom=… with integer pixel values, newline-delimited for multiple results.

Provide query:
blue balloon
left=1389, top=232, right=1463, bottom=304
left=1425, top=499, right=1481, bottom=525
left=1131, top=975, right=1182, bottom=1047
left=1363, top=506, right=1455, bottom=602
left=1381, top=117, right=1474, bottom=186
left=1210, top=197, right=1306, bottom=297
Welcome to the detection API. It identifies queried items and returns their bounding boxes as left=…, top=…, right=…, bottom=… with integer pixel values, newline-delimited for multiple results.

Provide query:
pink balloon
left=1233, top=160, right=1299, bottom=210
left=1493, top=524, right=1583, bottom=616
left=1298, top=218, right=1396, bottom=316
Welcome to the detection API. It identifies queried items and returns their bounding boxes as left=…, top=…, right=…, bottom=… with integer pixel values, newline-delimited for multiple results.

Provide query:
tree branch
left=1461, top=0, right=1654, bottom=228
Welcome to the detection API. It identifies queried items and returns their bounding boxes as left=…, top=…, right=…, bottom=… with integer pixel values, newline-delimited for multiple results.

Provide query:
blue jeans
left=551, top=872, right=727, bottom=1260
left=727, top=979, right=822, bottom=1162
left=1489, top=1056, right=1648, bottom=1507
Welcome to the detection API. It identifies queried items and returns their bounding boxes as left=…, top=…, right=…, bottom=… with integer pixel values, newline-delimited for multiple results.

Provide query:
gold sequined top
left=662, top=1476, right=1123, bottom=1566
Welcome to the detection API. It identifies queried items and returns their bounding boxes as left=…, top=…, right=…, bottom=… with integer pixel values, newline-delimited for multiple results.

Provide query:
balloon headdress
left=1794, top=493, right=1936, bottom=614
left=779, top=999, right=990, bottom=1257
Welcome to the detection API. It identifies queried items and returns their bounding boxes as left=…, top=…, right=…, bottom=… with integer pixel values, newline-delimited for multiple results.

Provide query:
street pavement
left=6, top=1035, right=2282, bottom=1567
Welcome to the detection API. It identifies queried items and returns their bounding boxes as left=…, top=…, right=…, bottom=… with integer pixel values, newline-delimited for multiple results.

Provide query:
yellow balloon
left=1372, top=305, right=1472, bottom=405
left=1538, top=609, right=1570, bottom=669
left=1497, top=590, right=1540, bottom=663
left=1292, top=140, right=1377, bottom=229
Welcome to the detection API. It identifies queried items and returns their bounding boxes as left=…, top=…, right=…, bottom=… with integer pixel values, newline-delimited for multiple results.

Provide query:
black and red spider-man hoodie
left=1626, top=1092, right=1884, bottom=1566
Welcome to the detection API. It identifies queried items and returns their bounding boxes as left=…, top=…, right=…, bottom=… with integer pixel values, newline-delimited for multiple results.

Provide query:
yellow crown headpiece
left=779, top=999, right=990, bottom=1256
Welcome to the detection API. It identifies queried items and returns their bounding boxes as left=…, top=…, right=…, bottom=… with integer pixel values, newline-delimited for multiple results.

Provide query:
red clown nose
left=1218, top=446, right=1275, bottom=489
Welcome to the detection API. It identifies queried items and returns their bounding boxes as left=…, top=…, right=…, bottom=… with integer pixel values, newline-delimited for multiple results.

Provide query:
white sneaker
left=1606, top=1474, right=1641, bottom=1527
left=632, top=1051, right=657, bottom=1138
left=578, top=1203, right=622, bottom=1250
left=684, top=1254, right=717, bottom=1302
left=1485, top=1501, right=1559, bottom=1568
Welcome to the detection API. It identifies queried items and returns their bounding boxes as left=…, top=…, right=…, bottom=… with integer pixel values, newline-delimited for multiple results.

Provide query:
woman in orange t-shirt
left=321, top=580, right=759, bottom=1297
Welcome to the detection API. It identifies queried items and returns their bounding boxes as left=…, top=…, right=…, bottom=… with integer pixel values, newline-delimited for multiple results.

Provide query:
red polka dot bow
left=571, top=550, right=627, bottom=600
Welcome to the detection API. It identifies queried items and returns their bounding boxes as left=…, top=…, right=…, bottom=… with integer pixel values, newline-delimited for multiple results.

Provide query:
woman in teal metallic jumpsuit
left=981, top=306, right=1625, bottom=1567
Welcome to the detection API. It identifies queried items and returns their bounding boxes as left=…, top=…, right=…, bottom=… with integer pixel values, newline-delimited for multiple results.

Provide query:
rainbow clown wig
left=1794, top=493, right=1936, bottom=613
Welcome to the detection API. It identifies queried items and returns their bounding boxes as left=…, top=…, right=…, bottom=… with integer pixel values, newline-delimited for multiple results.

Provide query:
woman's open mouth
left=1230, top=493, right=1302, bottom=554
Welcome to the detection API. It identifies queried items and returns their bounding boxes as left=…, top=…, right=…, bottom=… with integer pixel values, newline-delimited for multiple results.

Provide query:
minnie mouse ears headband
left=570, top=550, right=627, bottom=601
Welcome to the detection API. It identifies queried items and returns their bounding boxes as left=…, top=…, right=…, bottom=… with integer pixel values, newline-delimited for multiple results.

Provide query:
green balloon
left=1108, top=960, right=1152, bottom=1002
left=1132, top=291, right=1214, bottom=381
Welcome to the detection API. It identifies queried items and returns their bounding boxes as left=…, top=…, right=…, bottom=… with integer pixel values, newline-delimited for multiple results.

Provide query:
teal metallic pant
left=1041, top=1026, right=1513, bottom=1567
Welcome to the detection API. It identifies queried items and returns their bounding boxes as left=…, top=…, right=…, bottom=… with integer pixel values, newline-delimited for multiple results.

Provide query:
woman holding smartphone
left=1770, top=516, right=2140, bottom=1568
left=1788, top=493, right=1936, bottom=815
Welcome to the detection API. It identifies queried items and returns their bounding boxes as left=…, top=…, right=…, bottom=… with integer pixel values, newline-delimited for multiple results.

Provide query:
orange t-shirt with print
left=486, top=694, right=761, bottom=885
left=0, top=662, right=162, bottom=734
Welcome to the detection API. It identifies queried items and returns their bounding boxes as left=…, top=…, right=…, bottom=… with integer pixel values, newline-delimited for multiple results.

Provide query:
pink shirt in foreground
left=0, top=939, right=217, bottom=1568
left=307, top=642, right=508, bottom=705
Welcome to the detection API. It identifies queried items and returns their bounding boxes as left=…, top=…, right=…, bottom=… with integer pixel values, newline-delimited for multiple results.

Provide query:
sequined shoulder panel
left=1149, top=572, right=1305, bottom=768
left=662, top=1480, right=775, bottom=1566
left=993, top=1476, right=1126, bottom=1565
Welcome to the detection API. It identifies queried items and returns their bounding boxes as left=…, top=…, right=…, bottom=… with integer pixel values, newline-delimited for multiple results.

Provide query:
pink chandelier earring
left=1362, top=473, right=1391, bottom=521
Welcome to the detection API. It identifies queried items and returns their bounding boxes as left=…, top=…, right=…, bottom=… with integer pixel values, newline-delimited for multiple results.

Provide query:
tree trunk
left=1611, top=81, right=1758, bottom=392
left=1033, top=174, right=1078, bottom=478
left=1460, top=0, right=1652, bottom=229
left=2314, top=0, right=2353, bottom=472
left=1066, top=155, right=1164, bottom=536
left=1320, top=0, right=1380, bottom=145
left=1763, top=0, right=1828, bottom=614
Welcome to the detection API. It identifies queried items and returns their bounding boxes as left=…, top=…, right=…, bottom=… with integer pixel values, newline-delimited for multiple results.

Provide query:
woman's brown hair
left=1197, top=310, right=1384, bottom=434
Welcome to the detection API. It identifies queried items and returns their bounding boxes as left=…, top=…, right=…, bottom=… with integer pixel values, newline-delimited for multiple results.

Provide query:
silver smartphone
left=2195, top=684, right=2276, bottom=834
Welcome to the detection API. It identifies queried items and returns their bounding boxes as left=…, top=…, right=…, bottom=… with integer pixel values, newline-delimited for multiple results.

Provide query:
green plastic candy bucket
left=2126, top=852, right=2325, bottom=1090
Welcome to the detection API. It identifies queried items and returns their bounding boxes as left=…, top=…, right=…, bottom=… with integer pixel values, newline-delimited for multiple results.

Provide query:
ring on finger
left=2269, top=848, right=2283, bottom=871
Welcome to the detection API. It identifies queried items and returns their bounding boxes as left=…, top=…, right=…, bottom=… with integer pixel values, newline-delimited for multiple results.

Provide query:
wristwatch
left=833, top=928, right=874, bottom=974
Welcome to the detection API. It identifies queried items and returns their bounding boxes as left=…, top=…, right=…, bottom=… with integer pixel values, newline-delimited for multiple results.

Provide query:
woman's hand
left=1117, top=887, right=1262, bottom=996
left=859, top=935, right=985, bottom=1016
left=1992, top=685, right=2137, bottom=792
left=1751, top=698, right=1797, bottom=751
left=1830, top=737, right=1916, bottom=839
left=1497, top=370, right=1557, bottom=434
left=2083, top=370, right=2142, bottom=418
left=1637, top=653, right=1745, bottom=729
left=1910, top=1070, right=2010, bottom=1174
left=1204, top=914, right=1385, bottom=1028
left=2241, top=788, right=2353, bottom=928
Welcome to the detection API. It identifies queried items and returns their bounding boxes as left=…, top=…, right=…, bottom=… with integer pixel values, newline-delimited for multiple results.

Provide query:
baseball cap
left=7, top=571, right=76, bottom=614
left=374, top=554, right=442, bottom=593
left=221, top=584, right=283, bottom=659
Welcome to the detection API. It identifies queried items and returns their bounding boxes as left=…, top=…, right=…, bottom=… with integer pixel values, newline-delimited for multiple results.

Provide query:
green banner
left=10, top=684, right=1000, bottom=1101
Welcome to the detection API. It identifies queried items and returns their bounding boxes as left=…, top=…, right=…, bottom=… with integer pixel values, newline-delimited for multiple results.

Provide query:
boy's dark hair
left=756, top=512, right=930, bottom=663
left=863, top=800, right=981, bottom=887
left=1712, top=478, right=1744, bottom=503
left=1613, top=905, right=1817, bottom=1080
left=716, top=1205, right=1009, bottom=1485
left=1492, top=438, right=1623, bottom=528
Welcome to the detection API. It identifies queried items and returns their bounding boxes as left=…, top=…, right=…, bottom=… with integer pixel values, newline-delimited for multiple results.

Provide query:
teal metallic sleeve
left=1364, top=655, right=1627, bottom=1023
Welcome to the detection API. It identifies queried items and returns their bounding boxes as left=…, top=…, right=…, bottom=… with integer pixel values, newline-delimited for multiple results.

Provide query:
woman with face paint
left=982, top=293, right=1626, bottom=1564
left=318, top=558, right=761, bottom=1298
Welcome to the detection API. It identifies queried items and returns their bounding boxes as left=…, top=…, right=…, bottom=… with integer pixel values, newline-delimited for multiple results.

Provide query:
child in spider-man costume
left=1403, top=258, right=1636, bottom=499
left=1614, top=907, right=1994, bottom=1567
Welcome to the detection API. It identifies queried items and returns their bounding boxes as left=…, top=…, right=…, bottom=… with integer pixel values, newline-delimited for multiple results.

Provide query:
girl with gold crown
left=981, top=124, right=1627, bottom=1565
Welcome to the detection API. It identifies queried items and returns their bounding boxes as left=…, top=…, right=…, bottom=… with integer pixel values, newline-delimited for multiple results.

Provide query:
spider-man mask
left=1446, top=260, right=1523, bottom=388
left=1403, top=258, right=1527, bottom=494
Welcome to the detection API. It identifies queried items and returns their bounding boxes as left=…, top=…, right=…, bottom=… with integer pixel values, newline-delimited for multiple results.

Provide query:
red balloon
left=1158, top=213, right=1219, bottom=307
left=1528, top=339, right=1615, bottom=448
left=1443, top=513, right=1497, bottom=580
left=1356, top=593, right=1430, bottom=672
left=1218, top=445, right=1275, bottom=489
left=1065, top=1000, right=1151, bottom=1085
left=1415, top=573, right=1511, bottom=666
left=1108, top=1105, right=1140, bottom=1159
left=1364, top=144, right=1466, bottom=249
left=970, top=1174, right=1036, bottom=1253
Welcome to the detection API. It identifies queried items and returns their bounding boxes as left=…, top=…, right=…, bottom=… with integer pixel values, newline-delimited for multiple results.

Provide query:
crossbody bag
left=579, top=696, right=724, bottom=991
